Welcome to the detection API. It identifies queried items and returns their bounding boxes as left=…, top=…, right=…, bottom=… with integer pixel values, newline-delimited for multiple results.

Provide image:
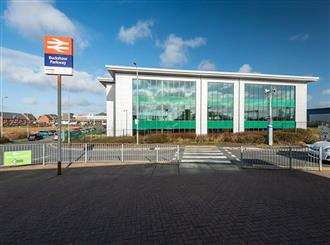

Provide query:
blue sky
left=1, top=0, right=329, bottom=116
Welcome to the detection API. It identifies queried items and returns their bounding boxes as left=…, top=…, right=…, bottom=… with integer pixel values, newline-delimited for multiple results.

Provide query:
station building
left=98, top=65, right=319, bottom=136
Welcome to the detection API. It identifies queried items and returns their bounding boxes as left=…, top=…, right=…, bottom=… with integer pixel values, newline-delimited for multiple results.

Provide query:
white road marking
left=181, top=159, right=231, bottom=164
left=181, top=146, right=232, bottom=164
left=182, top=155, right=227, bottom=159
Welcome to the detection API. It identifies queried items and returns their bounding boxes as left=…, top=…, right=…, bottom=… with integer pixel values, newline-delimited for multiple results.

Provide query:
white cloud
left=198, top=60, right=217, bottom=71
left=4, top=0, right=88, bottom=49
left=322, top=89, right=330, bottom=96
left=318, top=101, right=330, bottom=107
left=289, top=33, right=309, bottom=41
left=118, top=20, right=153, bottom=45
left=0, top=47, right=103, bottom=93
left=63, top=97, right=95, bottom=108
left=62, top=97, right=104, bottom=114
left=239, top=64, right=253, bottom=73
left=158, top=34, right=206, bottom=67
left=20, top=97, right=37, bottom=105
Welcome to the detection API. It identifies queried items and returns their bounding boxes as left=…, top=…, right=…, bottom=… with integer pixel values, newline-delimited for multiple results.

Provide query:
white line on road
left=182, top=155, right=227, bottom=159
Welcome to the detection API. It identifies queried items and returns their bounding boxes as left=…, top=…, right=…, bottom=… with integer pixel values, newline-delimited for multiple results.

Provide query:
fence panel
left=241, top=146, right=320, bottom=170
left=0, top=143, right=179, bottom=166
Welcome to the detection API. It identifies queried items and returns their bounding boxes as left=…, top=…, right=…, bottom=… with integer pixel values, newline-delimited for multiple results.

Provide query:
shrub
left=77, top=135, right=135, bottom=143
left=142, top=134, right=168, bottom=143
left=0, top=137, right=10, bottom=144
left=72, top=128, right=322, bottom=145
left=274, top=128, right=321, bottom=145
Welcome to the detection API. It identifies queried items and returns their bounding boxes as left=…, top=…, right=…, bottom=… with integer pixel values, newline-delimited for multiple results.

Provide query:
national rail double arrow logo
left=46, top=38, right=70, bottom=53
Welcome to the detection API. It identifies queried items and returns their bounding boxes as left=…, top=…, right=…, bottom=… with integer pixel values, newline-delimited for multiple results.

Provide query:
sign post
left=44, top=36, right=73, bottom=175
left=57, top=74, right=62, bottom=175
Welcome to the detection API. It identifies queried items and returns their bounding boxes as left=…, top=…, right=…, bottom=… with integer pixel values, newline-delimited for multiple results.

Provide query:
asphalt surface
left=0, top=163, right=330, bottom=244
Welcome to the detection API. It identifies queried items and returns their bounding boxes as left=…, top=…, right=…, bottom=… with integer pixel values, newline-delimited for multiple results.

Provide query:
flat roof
left=103, top=65, right=319, bottom=84
left=97, top=77, right=114, bottom=87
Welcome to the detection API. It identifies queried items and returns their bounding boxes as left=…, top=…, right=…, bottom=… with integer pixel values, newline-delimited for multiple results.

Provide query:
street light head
left=264, top=88, right=270, bottom=94
left=272, top=88, right=276, bottom=93
left=133, top=62, right=137, bottom=66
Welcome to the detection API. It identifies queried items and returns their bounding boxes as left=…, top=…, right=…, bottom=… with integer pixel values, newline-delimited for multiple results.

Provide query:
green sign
left=3, top=150, right=32, bottom=166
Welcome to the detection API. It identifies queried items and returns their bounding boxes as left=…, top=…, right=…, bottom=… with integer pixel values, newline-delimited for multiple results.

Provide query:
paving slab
left=0, top=163, right=330, bottom=244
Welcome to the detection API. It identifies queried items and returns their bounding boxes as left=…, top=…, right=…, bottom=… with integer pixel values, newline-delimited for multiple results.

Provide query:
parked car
left=28, top=134, right=43, bottom=141
left=47, top=130, right=56, bottom=136
left=53, top=134, right=58, bottom=141
left=39, top=130, right=50, bottom=136
left=308, top=141, right=330, bottom=162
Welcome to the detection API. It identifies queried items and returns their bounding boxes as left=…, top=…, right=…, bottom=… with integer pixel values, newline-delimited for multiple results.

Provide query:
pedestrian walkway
left=181, top=145, right=231, bottom=164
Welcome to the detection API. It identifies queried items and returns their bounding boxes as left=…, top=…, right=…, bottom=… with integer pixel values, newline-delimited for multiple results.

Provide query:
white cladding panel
left=106, top=83, right=115, bottom=136
left=114, top=74, right=133, bottom=136
left=295, top=83, right=307, bottom=129
left=195, top=79, right=201, bottom=135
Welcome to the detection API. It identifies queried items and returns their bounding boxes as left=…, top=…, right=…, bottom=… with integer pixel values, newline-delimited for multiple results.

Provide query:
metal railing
left=0, top=143, right=180, bottom=166
left=240, top=146, right=322, bottom=171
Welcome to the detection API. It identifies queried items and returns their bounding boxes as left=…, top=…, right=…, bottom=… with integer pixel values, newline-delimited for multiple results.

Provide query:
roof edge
left=105, top=65, right=319, bottom=82
left=97, top=76, right=114, bottom=87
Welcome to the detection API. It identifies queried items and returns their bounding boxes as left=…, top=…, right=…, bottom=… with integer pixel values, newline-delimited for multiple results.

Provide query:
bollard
left=319, top=147, right=323, bottom=171
left=177, top=145, right=180, bottom=163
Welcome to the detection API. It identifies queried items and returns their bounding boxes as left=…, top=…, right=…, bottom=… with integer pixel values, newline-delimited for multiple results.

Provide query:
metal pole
left=267, top=90, right=273, bottom=146
left=240, top=146, right=243, bottom=163
left=0, top=71, right=3, bottom=138
left=42, top=144, right=45, bottom=166
left=289, top=147, right=292, bottom=169
left=85, top=143, right=88, bottom=163
left=126, top=109, right=128, bottom=136
left=26, top=115, right=30, bottom=138
left=319, top=147, right=323, bottom=171
left=134, top=63, right=139, bottom=144
left=121, top=144, right=124, bottom=162
left=57, top=75, right=62, bottom=175
left=156, top=145, right=159, bottom=163
left=0, top=96, right=3, bottom=138
left=68, top=87, right=70, bottom=144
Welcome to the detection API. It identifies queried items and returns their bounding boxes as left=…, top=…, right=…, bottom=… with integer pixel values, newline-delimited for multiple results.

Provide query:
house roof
left=101, top=65, right=319, bottom=86
left=23, top=113, right=36, bottom=121
left=38, top=114, right=58, bottom=120
left=3, top=112, right=26, bottom=120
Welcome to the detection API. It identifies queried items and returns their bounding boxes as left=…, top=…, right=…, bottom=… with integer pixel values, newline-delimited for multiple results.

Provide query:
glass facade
left=208, top=82, right=234, bottom=132
left=244, top=84, right=296, bottom=129
left=132, top=79, right=196, bottom=133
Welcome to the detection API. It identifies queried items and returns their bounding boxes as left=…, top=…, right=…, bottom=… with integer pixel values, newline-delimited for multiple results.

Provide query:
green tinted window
left=133, top=79, right=196, bottom=130
left=208, top=82, right=234, bottom=130
left=244, top=84, right=296, bottom=129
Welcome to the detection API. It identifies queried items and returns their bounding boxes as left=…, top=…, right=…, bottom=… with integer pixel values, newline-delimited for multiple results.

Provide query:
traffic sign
left=44, top=36, right=73, bottom=75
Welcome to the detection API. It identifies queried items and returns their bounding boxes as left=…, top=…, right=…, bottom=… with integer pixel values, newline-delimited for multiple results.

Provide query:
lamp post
left=133, top=62, right=139, bottom=144
left=1, top=96, right=8, bottom=138
left=67, top=87, right=71, bottom=144
left=23, top=112, right=30, bottom=138
left=265, top=87, right=276, bottom=146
